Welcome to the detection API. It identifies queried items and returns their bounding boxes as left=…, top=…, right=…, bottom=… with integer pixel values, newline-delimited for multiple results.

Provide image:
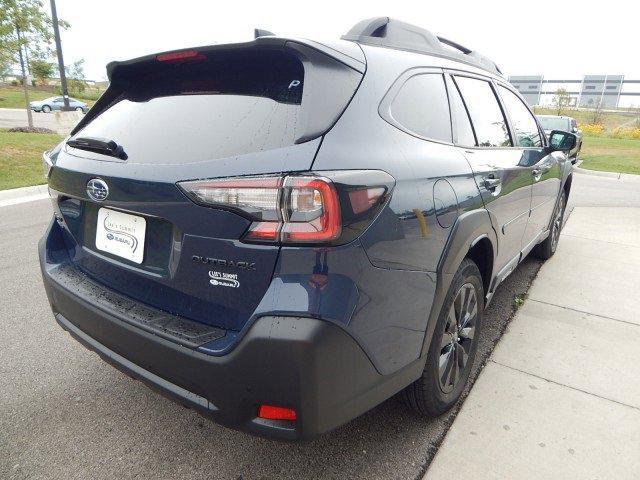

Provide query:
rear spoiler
left=71, top=37, right=365, bottom=137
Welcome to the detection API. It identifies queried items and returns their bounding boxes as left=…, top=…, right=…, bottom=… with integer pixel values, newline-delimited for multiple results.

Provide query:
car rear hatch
left=47, top=38, right=363, bottom=338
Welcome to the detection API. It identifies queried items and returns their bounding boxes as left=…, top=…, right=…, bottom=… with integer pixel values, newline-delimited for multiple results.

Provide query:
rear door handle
left=483, top=177, right=502, bottom=190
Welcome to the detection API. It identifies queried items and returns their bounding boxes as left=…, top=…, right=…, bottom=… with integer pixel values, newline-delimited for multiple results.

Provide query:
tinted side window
left=448, top=78, right=476, bottom=146
left=454, top=76, right=511, bottom=147
left=497, top=85, right=542, bottom=147
left=389, top=73, right=452, bottom=142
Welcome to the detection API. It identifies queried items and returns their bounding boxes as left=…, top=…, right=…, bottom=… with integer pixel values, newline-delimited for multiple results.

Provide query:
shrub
left=610, top=127, right=640, bottom=140
left=579, top=123, right=605, bottom=137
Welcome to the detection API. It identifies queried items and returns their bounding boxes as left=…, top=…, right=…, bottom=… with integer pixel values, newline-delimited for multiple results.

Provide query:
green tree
left=65, top=58, right=86, bottom=94
left=0, top=58, right=11, bottom=81
left=0, top=0, right=68, bottom=127
left=551, top=88, right=571, bottom=116
left=30, top=58, right=53, bottom=84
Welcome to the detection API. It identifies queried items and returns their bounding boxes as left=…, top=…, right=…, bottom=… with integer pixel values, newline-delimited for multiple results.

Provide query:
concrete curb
left=0, top=184, right=49, bottom=208
left=574, top=167, right=640, bottom=182
left=574, top=167, right=621, bottom=178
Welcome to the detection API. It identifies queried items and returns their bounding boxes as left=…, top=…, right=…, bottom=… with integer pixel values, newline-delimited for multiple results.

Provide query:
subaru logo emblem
left=87, top=178, right=109, bottom=202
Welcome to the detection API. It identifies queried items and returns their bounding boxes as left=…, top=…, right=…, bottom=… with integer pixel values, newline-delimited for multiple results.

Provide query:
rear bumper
left=39, top=222, right=421, bottom=440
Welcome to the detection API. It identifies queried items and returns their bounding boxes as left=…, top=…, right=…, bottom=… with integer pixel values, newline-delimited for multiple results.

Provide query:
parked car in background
left=39, top=17, right=576, bottom=440
left=30, top=96, right=88, bottom=114
left=536, top=115, right=582, bottom=161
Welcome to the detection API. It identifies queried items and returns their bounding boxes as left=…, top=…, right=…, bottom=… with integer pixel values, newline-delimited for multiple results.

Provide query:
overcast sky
left=49, top=0, right=639, bottom=81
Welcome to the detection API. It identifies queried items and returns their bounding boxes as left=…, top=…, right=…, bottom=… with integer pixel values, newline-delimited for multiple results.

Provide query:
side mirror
left=548, top=130, right=577, bottom=153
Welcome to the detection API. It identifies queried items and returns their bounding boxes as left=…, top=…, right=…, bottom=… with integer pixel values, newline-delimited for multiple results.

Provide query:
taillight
left=178, top=171, right=394, bottom=245
left=281, top=176, right=341, bottom=243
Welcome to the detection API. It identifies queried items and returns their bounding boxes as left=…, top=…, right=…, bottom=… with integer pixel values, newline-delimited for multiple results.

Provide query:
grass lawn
left=0, top=131, right=63, bottom=190
left=0, top=86, right=99, bottom=109
left=533, top=107, right=638, bottom=131
left=0, top=87, right=52, bottom=109
left=580, top=136, right=640, bottom=175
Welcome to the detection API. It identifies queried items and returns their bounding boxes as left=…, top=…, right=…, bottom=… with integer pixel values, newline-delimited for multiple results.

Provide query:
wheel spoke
left=439, top=348, right=454, bottom=388
left=447, top=306, right=457, bottom=333
left=453, top=293, right=462, bottom=325
left=459, top=324, right=475, bottom=340
left=457, top=341, right=469, bottom=368
left=459, top=286, right=477, bottom=340
left=438, top=281, right=480, bottom=393
left=449, top=346, right=458, bottom=387
left=460, top=286, right=471, bottom=322
left=440, top=331, right=452, bottom=350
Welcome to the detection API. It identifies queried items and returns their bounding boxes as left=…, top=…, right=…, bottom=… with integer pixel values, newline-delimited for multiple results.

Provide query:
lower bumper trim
left=55, top=312, right=216, bottom=412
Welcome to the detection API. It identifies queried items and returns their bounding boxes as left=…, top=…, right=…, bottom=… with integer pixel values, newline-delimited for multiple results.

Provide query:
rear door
left=495, top=84, right=560, bottom=252
left=449, top=73, right=533, bottom=275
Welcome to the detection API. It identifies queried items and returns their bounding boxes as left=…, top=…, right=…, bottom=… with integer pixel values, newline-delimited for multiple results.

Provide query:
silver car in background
left=29, top=96, right=88, bottom=114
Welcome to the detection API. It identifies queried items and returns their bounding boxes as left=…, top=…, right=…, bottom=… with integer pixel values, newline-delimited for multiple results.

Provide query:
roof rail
left=342, top=17, right=502, bottom=76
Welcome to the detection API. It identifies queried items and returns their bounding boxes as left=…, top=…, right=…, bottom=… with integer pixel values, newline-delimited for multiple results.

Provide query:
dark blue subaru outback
left=39, top=18, right=575, bottom=439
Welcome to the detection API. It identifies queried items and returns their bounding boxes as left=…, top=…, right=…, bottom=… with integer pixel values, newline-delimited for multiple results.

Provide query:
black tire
left=533, top=190, right=566, bottom=260
left=75, top=107, right=84, bottom=112
left=41, top=105, right=51, bottom=113
left=401, top=258, right=483, bottom=416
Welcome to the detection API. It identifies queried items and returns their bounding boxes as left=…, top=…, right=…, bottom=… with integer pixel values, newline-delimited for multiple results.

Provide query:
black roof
left=342, top=17, right=503, bottom=77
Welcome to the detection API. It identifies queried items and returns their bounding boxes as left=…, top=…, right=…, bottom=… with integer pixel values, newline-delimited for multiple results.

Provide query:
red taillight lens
left=281, top=176, right=341, bottom=243
left=243, top=221, right=280, bottom=242
left=257, top=405, right=297, bottom=421
left=178, top=172, right=392, bottom=245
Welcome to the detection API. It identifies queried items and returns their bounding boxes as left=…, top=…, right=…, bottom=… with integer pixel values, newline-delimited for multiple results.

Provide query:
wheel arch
left=419, top=209, right=497, bottom=359
left=563, top=172, right=573, bottom=197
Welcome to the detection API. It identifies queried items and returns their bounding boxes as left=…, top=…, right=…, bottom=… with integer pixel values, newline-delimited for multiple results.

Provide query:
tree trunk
left=16, top=26, right=34, bottom=129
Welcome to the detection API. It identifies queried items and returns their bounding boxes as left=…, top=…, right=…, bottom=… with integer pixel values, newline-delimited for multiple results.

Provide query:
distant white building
left=509, top=75, right=639, bottom=108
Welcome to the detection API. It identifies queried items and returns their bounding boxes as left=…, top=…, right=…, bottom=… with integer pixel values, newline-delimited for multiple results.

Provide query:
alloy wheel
left=438, top=282, right=478, bottom=393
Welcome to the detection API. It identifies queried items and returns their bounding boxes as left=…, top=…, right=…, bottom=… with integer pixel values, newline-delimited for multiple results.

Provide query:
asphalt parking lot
left=1, top=171, right=639, bottom=480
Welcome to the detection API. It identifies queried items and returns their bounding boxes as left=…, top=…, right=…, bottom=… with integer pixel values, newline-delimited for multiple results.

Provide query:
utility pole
left=15, top=26, right=34, bottom=129
left=50, top=0, right=71, bottom=110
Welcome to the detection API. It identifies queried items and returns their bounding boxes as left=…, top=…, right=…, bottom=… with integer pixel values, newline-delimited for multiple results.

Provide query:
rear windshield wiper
left=67, top=137, right=128, bottom=160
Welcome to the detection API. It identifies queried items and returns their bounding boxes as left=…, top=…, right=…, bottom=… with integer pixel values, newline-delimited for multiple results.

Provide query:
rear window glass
left=454, top=76, right=511, bottom=148
left=448, top=78, right=476, bottom=146
left=73, top=51, right=307, bottom=164
left=389, top=73, right=452, bottom=142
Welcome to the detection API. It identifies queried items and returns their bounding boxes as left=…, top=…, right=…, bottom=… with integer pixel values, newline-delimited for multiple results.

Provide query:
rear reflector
left=258, top=405, right=297, bottom=421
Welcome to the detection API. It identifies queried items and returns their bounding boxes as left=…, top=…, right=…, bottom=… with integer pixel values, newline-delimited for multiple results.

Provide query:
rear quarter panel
left=306, top=46, right=490, bottom=374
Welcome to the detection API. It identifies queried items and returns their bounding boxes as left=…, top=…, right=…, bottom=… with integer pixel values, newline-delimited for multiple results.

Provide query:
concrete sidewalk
left=426, top=207, right=640, bottom=479
left=0, top=107, right=81, bottom=135
left=0, top=184, right=49, bottom=208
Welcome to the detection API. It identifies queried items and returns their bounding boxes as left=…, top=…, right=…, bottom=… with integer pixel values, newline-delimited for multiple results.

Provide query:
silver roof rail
left=342, top=17, right=503, bottom=76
